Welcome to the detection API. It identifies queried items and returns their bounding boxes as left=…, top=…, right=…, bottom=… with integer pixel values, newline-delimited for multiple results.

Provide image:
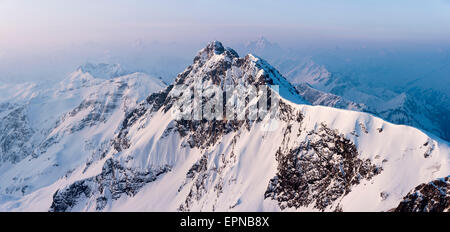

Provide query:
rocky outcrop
left=265, top=123, right=382, bottom=211
left=0, top=106, right=35, bottom=164
left=49, top=158, right=171, bottom=212
left=114, top=41, right=303, bottom=152
left=394, top=176, right=449, bottom=212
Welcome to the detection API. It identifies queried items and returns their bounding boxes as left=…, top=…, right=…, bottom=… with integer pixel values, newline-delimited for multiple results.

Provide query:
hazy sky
left=2, top=0, right=450, bottom=51
left=1, top=0, right=450, bottom=83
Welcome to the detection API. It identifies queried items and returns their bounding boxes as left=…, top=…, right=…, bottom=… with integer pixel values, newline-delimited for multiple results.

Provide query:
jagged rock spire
left=175, top=41, right=307, bottom=105
left=193, top=41, right=239, bottom=64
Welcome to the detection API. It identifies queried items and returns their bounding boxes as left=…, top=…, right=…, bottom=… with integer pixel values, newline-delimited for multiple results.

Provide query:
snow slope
left=0, top=64, right=165, bottom=197
left=242, top=37, right=450, bottom=142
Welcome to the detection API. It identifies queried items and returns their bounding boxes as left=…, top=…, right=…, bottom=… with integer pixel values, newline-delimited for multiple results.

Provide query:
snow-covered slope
left=241, top=37, right=450, bottom=142
left=0, top=65, right=165, bottom=198
left=0, top=41, right=447, bottom=212
left=76, top=63, right=129, bottom=79
left=241, top=37, right=331, bottom=87
left=0, top=82, right=40, bottom=104
left=298, top=71, right=450, bottom=142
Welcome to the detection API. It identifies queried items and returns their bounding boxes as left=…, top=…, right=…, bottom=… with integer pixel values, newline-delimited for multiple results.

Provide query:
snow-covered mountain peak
left=245, top=36, right=280, bottom=51
left=193, top=41, right=239, bottom=64
left=58, top=63, right=164, bottom=95
left=207, top=40, right=226, bottom=55
left=0, top=82, right=40, bottom=104
left=177, top=41, right=307, bottom=105
left=254, top=36, right=271, bottom=48
left=76, top=63, right=129, bottom=79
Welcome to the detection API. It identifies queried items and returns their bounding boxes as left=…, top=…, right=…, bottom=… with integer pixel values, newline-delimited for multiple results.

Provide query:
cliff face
left=394, top=176, right=449, bottom=212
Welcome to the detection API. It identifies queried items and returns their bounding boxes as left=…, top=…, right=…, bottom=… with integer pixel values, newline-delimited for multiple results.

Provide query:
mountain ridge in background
left=241, top=37, right=450, bottom=142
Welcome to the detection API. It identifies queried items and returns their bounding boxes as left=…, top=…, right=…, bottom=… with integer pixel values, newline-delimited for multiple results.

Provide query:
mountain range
left=0, top=41, right=448, bottom=212
left=242, top=37, right=450, bottom=142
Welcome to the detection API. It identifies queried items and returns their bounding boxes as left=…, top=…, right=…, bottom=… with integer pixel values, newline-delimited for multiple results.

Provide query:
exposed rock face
left=49, top=180, right=92, bottom=212
left=178, top=154, right=211, bottom=212
left=0, top=106, right=35, bottom=163
left=67, top=82, right=128, bottom=131
left=265, top=123, right=382, bottom=211
left=50, top=158, right=171, bottom=212
left=394, top=176, right=449, bottom=212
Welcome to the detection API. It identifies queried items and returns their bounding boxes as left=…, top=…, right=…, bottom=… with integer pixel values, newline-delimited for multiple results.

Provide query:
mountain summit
left=245, top=36, right=282, bottom=54
left=77, top=63, right=129, bottom=79
left=176, top=41, right=307, bottom=106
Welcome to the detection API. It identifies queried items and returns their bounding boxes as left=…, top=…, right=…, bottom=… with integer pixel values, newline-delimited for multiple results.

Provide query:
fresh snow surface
left=3, top=90, right=447, bottom=212
left=0, top=65, right=166, bottom=199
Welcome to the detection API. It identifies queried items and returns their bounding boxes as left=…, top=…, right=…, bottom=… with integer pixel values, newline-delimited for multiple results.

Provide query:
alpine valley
left=0, top=42, right=448, bottom=212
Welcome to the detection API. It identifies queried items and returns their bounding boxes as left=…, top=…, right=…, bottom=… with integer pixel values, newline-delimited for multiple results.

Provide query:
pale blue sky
left=1, top=0, right=450, bottom=84
left=1, top=0, right=450, bottom=51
